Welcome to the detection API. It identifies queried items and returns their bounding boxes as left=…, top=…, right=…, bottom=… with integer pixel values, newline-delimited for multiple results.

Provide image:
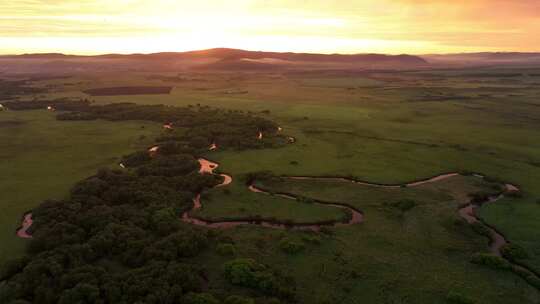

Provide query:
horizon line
left=2, top=47, right=540, bottom=57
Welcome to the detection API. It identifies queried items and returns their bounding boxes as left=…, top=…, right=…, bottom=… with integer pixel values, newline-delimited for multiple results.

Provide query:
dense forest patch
left=0, top=102, right=294, bottom=303
left=2, top=99, right=289, bottom=151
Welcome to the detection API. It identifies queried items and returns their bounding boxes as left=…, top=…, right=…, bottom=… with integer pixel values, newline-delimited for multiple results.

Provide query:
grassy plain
left=194, top=179, right=346, bottom=224
left=5, top=67, right=540, bottom=302
left=206, top=175, right=537, bottom=303
left=183, top=175, right=539, bottom=302
left=0, top=110, right=159, bottom=264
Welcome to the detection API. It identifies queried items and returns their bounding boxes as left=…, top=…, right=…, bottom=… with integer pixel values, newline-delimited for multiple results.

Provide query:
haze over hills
left=3, top=48, right=540, bottom=75
left=0, top=48, right=428, bottom=74
left=422, top=52, right=540, bottom=66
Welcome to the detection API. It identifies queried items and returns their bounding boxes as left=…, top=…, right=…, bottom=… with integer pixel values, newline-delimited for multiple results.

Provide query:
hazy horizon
left=2, top=0, right=540, bottom=55
left=3, top=46, right=540, bottom=57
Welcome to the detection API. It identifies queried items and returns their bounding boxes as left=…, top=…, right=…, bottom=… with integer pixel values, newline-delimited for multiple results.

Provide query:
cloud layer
left=1, top=0, right=539, bottom=54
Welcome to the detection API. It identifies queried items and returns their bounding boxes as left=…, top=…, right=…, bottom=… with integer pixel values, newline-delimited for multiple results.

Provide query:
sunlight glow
left=1, top=0, right=539, bottom=54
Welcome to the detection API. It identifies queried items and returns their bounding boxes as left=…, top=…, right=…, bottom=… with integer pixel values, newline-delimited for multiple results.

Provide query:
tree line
left=4, top=99, right=288, bottom=151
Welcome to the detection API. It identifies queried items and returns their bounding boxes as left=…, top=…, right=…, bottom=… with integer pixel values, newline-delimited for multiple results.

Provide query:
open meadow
left=1, top=67, right=540, bottom=303
left=0, top=110, right=159, bottom=264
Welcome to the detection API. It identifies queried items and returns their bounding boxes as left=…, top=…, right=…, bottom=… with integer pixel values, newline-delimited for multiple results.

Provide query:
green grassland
left=239, top=176, right=538, bottom=303
left=4, top=67, right=540, bottom=302
left=194, top=179, right=346, bottom=224
left=201, top=175, right=537, bottom=303
left=0, top=110, right=159, bottom=264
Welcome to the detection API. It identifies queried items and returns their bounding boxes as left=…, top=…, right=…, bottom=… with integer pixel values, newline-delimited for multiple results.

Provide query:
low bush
left=301, top=234, right=321, bottom=245
left=489, top=183, right=504, bottom=192
left=501, top=244, right=529, bottom=261
left=121, top=151, right=151, bottom=167
left=245, top=171, right=275, bottom=184
left=224, top=295, right=255, bottom=304
left=483, top=176, right=504, bottom=184
left=182, top=292, right=220, bottom=304
left=468, top=191, right=494, bottom=204
left=505, top=191, right=523, bottom=198
left=319, top=227, right=334, bottom=235
left=446, top=291, right=475, bottom=304
left=470, top=253, right=511, bottom=270
left=216, top=243, right=236, bottom=256
left=339, top=209, right=353, bottom=223
left=386, top=199, right=417, bottom=212
left=471, top=222, right=491, bottom=237
left=223, top=259, right=296, bottom=300
left=296, top=196, right=315, bottom=204
left=279, top=238, right=305, bottom=255
left=524, top=274, right=540, bottom=289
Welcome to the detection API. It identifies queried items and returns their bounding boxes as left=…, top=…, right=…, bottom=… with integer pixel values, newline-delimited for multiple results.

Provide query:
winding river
left=16, top=213, right=33, bottom=239
left=180, top=158, right=362, bottom=230
left=16, top=141, right=535, bottom=285
left=179, top=159, right=540, bottom=286
left=179, top=158, right=523, bottom=260
left=17, top=156, right=521, bottom=252
left=16, top=150, right=520, bottom=262
left=458, top=192, right=511, bottom=256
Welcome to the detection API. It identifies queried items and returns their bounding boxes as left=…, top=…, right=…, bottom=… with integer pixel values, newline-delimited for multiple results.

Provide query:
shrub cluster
left=387, top=199, right=417, bottom=212
left=470, top=253, right=512, bottom=270
left=446, top=291, right=475, bottom=304
left=223, top=259, right=296, bottom=301
left=468, top=191, right=494, bottom=204
left=501, top=244, right=529, bottom=261
left=279, top=238, right=305, bottom=255
left=216, top=243, right=236, bottom=256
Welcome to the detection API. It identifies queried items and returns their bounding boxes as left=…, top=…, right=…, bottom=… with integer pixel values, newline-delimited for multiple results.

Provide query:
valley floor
left=2, top=67, right=540, bottom=303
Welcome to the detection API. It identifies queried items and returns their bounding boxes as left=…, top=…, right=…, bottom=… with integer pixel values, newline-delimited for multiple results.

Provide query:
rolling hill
left=0, top=48, right=428, bottom=74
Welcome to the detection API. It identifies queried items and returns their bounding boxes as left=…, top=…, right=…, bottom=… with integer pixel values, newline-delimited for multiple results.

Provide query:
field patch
left=0, top=120, right=25, bottom=127
left=83, top=86, right=173, bottom=96
left=0, top=110, right=159, bottom=265
left=298, top=76, right=382, bottom=88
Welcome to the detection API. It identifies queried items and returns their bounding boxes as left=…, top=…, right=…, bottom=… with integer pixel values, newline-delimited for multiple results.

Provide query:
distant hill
left=422, top=52, right=540, bottom=65
left=0, top=48, right=428, bottom=73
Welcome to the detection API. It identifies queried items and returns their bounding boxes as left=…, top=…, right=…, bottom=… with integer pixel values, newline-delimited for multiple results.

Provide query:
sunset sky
left=1, top=0, right=539, bottom=55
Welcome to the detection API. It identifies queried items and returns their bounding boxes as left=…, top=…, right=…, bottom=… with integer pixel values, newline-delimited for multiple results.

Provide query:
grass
left=0, top=110, right=159, bottom=265
left=8, top=67, right=540, bottom=302
left=193, top=175, right=345, bottom=224
left=207, top=175, right=537, bottom=303
left=82, top=86, right=172, bottom=96
left=298, top=76, right=383, bottom=88
left=479, top=197, right=540, bottom=271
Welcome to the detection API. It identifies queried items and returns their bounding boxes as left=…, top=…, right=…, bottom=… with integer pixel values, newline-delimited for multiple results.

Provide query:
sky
left=1, top=0, right=539, bottom=55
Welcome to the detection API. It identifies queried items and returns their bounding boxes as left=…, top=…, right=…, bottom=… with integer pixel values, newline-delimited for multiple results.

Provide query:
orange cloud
left=1, top=0, right=539, bottom=54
